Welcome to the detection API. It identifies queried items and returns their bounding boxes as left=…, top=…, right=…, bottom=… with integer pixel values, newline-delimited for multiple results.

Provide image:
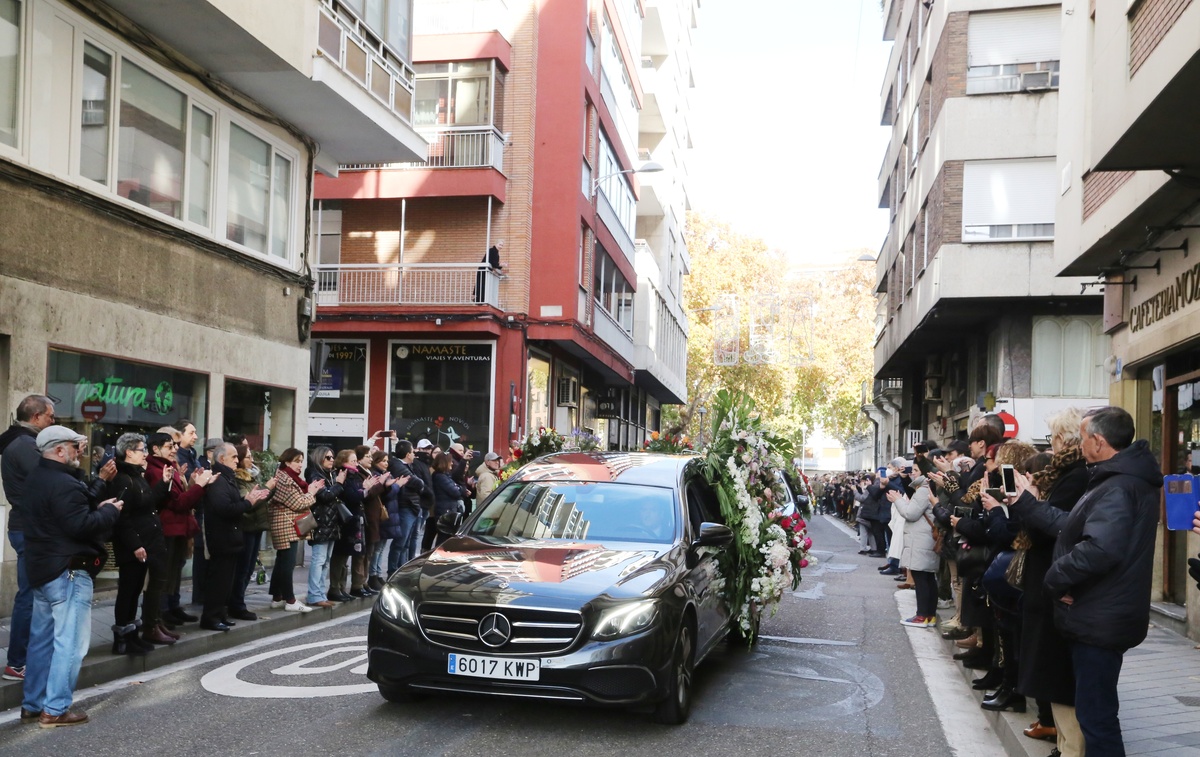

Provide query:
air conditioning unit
left=1021, top=70, right=1052, bottom=91
left=556, top=377, right=579, bottom=407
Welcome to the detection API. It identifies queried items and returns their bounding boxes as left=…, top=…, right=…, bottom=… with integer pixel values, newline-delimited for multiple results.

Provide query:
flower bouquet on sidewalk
left=643, top=430, right=694, bottom=454
left=700, top=389, right=815, bottom=644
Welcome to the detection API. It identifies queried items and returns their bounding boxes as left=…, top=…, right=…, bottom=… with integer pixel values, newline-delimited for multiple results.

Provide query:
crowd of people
left=0, top=394, right=504, bottom=728
left=816, top=407, right=1163, bottom=757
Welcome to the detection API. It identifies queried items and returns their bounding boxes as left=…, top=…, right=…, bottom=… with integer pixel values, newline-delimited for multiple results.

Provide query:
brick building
left=1054, top=0, right=1200, bottom=636
left=309, top=0, right=695, bottom=455
left=864, top=0, right=1105, bottom=463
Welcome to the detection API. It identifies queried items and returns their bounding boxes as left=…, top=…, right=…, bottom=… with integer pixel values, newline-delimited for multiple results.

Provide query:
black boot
left=169, top=607, right=199, bottom=624
left=981, top=686, right=1026, bottom=712
left=112, top=624, right=149, bottom=656
left=128, top=621, right=156, bottom=654
left=972, top=669, right=1003, bottom=690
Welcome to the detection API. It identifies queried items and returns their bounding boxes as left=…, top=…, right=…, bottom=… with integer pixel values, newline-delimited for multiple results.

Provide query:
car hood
left=402, top=536, right=677, bottom=608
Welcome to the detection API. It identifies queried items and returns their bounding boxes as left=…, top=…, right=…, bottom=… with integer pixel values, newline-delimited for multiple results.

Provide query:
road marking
left=894, top=591, right=1006, bottom=756
left=0, top=610, right=374, bottom=725
left=821, top=514, right=860, bottom=542
left=201, top=637, right=378, bottom=698
left=758, top=635, right=857, bottom=646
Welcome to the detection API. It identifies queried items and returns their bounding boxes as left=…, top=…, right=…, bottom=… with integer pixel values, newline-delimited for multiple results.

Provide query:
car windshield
left=466, top=482, right=677, bottom=544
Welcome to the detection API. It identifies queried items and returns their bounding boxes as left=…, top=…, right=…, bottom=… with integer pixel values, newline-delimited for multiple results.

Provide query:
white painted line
left=0, top=609, right=372, bottom=725
left=822, top=514, right=860, bottom=542
left=894, top=591, right=1006, bottom=756
left=202, top=637, right=376, bottom=698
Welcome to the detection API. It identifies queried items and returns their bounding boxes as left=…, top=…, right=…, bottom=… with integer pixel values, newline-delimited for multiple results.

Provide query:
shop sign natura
left=1128, top=260, right=1200, bottom=333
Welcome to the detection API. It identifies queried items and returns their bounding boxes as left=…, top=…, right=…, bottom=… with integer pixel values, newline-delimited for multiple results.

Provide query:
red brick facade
left=1130, top=0, right=1194, bottom=76
left=1082, top=170, right=1135, bottom=220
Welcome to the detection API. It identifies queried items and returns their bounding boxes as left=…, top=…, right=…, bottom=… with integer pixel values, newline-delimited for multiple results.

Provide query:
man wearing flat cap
left=474, top=452, right=503, bottom=503
left=21, top=426, right=123, bottom=727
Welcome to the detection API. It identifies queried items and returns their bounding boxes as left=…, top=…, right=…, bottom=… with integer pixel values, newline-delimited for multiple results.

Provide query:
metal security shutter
left=968, top=6, right=1061, bottom=66
left=962, top=159, right=1057, bottom=227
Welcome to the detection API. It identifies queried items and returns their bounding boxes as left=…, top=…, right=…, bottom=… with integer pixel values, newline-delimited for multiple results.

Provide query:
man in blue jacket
left=1012, top=406, right=1162, bottom=757
left=21, top=425, right=122, bottom=727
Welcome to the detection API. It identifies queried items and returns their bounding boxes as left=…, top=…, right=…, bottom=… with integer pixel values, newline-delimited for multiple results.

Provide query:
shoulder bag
left=293, top=511, right=317, bottom=538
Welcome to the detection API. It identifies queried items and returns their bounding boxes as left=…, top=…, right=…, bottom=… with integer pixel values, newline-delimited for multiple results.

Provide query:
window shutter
left=962, top=159, right=1057, bottom=227
left=968, top=6, right=1061, bottom=67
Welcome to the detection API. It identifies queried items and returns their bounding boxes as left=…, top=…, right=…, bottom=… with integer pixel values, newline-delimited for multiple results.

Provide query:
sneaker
left=880, top=567, right=901, bottom=576
left=901, top=615, right=934, bottom=628
left=937, top=598, right=955, bottom=609
left=270, top=599, right=286, bottom=609
left=2, top=665, right=25, bottom=681
left=285, top=601, right=313, bottom=613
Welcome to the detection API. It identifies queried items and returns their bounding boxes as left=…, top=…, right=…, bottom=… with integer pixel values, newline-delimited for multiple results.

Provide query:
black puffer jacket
left=1017, top=440, right=1163, bottom=651
left=24, top=458, right=120, bottom=587
left=106, top=462, right=168, bottom=566
left=306, top=466, right=345, bottom=544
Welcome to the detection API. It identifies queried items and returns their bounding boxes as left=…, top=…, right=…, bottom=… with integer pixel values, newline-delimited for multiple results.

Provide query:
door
left=684, top=476, right=729, bottom=652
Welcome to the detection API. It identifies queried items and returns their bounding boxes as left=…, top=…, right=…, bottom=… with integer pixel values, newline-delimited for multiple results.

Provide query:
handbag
left=955, top=540, right=993, bottom=578
left=1005, top=530, right=1032, bottom=589
left=293, top=512, right=317, bottom=537
left=335, top=501, right=354, bottom=523
left=922, top=513, right=943, bottom=553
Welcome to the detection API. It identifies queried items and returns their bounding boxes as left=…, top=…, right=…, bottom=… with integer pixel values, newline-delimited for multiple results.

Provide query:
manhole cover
left=1174, top=695, right=1200, bottom=707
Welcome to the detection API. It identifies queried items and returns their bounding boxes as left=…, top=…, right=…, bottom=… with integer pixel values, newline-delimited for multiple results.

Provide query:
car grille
left=417, top=602, right=584, bottom=655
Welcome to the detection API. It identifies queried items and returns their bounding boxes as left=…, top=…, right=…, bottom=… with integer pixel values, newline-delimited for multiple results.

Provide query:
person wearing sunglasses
left=305, top=446, right=346, bottom=606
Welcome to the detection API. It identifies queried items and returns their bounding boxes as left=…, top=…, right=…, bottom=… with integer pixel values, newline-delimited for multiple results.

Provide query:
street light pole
left=696, top=406, right=707, bottom=448
left=591, top=162, right=665, bottom=196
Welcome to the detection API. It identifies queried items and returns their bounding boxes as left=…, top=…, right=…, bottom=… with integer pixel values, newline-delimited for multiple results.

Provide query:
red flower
left=512, top=449, right=522, bottom=458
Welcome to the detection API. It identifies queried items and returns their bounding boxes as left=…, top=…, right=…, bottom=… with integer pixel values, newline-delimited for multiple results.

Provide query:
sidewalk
left=0, top=565, right=374, bottom=712
left=941, top=617, right=1200, bottom=757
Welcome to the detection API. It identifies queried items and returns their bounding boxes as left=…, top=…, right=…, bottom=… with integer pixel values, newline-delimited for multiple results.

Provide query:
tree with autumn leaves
left=667, top=212, right=876, bottom=453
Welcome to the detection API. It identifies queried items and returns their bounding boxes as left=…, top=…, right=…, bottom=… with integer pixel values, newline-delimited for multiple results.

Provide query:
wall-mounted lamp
left=592, top=161, right=665, bottom=196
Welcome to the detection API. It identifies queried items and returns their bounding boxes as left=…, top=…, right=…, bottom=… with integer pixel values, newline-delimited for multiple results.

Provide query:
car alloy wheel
left=653, top=622, right=694, bottom=725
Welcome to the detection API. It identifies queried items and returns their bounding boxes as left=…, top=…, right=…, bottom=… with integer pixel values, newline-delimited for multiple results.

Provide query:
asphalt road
left=0, top=515, right=974, bottom=757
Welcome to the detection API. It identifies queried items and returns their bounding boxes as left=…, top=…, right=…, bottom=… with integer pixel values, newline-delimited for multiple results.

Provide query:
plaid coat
left=269, top=469, right=315, bottom=549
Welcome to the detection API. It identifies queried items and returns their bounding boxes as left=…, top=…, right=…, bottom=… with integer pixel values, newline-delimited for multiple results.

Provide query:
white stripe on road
left=822, top=514, right=860, bottom=542
left=894, top=591, right=1006, bottom=757
left=0, top=609, right=372, bottom=725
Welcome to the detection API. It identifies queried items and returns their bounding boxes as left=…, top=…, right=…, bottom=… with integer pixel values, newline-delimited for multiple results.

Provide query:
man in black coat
left=21, top=425, right=122, bottom=727
left=199, top=444, right=269, bottom=631
left=1012, top=406, right=1162, bottom=757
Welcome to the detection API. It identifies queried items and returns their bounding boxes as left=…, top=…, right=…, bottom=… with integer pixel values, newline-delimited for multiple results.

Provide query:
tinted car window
left=468, top=482, right=677, bottom=544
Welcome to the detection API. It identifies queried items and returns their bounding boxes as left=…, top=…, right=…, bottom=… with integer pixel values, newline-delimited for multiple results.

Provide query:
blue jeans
left=306, top=541, right=334, bottom=604
left=23, top=570, right=93, bottom=716
left=387, top=508, right=422, bottom=574
left=6, top=530, right=32, bottom=669
left=370, top=539, right=389, bottom=578
left=1073, top=641, right=1126, bottom=757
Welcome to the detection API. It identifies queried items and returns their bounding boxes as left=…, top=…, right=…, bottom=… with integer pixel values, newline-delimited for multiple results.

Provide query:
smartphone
left=913, top=443, right=929, bottom=454
left=1001, top=464, right=1017, bottom=497
left=985, top=487, right=1006, bottom=501
left=954, top=505, right=974, bottom=519
left=914, top=454, right=935, bottom=475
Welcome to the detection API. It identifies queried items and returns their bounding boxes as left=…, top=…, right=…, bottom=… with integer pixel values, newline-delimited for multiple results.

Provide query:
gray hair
left=115, top=432, right=145, bottom=460
left=15, top=394, right=52, bottom=422
left=1083, top=406, right=1135, bottom=451
left=157, top=426, right=181, bottom=439
left=1045, top=407, right=1085, bottom=448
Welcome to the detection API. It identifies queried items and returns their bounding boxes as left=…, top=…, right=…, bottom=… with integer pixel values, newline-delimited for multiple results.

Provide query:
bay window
left=593, top=243, right=634, bottom=335
left=0, top=0, right=19, bottom=149
left=1032, top=316, right=1109, bottom=398
left=967, top=7, right=1061, bottom=94
left=414, top=61, right=495, bottom=127
left=227, top=123, right=291, bottom=259
left=962, top=158, right=1056, bottom=242
left=79, top=41, right=111, bottom=183
left=118, top=60, right=186, bottom=219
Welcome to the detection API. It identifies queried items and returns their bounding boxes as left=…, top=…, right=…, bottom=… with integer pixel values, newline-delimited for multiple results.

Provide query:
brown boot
left=955, top=633, right=979, bottom=649
left=156, top=622, right=180, bottom=640
left=39, top=711, right=88, bottom=728
left=142, top=624, right=177, bottom=645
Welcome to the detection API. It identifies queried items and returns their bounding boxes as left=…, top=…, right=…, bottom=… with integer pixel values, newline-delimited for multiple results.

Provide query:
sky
left=688, top=0, right=893, bottom=265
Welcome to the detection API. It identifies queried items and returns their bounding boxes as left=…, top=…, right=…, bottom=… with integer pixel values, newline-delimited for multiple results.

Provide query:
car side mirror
left=692, top=522, right=734, bottom=550
left=436, top=511, right=463, bottom=536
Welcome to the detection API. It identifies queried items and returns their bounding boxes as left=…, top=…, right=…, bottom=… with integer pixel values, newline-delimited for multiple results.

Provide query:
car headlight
left=592, top=600, right=659, bottom=640
left=378, top=585, right=416, bottom=626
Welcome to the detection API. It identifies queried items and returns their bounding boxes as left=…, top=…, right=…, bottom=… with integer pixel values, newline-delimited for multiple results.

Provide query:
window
left=593, top=242, right=634, bottom=335
left=0, top=0, right=20, bottom=149
left=1032, top=316, right=1109, bottom=397
left=967, top=7, right=1061, bottom=94
left=79, top=42, right=111, bottom=183
left=414, top=61, right=494, bottom=127
left=188, top=106, right=213, bottom=225
left=118, top=60, right=187, bottom=219
left=314, top=200, right=343, bottom=266
left=342, top=0, right=413, bottom=62
left=962, top=159, right=1056, bottom=242
left=596, top=128, right=636, bottom=240
left=226, top=123, right=291, bottom=258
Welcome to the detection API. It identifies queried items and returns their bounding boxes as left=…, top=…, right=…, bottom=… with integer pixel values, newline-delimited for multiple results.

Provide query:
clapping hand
left=1013, top=470, right=1038, bottom=501
left=247, top=487, right=271, bottom=504
left=335, top=469, right=347, bottom=484
left=311, top=478, right=327, bottom=491
left=397, top=475, right=410, bottom=487
left=886, top=489, right=903, bottom=503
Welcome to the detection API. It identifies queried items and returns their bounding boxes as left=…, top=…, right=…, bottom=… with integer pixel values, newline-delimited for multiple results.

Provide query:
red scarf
left=279, top=464, right=309, bottom=493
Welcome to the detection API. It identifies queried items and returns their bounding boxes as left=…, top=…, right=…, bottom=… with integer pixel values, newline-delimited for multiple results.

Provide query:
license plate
left=447, top=653, right=540, bottom=681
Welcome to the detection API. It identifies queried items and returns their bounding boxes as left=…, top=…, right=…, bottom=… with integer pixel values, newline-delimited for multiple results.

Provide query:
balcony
left=101, top=0, right=426, bottom=167
left=593, top=307, right=637, bottom=366
left=315, top=264, right=500, bottom=308
left=342, top=127, right=506, bottom=171
left=414, top=0, right=510, bottom=36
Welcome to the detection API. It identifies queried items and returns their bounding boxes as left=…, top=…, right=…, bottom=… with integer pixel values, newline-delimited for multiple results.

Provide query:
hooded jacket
left=0, top=423, right=40, bottom=531
left=1017, top=439, right=1163, bottom=651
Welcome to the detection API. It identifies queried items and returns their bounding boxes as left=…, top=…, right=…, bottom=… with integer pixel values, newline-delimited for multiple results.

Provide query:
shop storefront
left=389, top=340, right=494, bottom=452
left=223, top=378, right=295, bottom=452
left=47, top=347, right=208, bottom=472
left=308, top=340, right=371, bottom=452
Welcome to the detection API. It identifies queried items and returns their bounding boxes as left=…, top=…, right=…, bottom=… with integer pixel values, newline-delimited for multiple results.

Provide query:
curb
left=0, top=596, right=375, bottom=712
left=936, top=630, right=1054, bottom=757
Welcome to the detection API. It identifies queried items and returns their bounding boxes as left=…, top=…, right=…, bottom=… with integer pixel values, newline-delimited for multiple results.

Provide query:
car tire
left=377, top=683, right=423, bottom=703
left=652, top=622, right=694, bottom=725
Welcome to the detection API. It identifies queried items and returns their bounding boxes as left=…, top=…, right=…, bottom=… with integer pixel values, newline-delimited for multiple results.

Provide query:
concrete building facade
left=865, top=0, right=1107, bottom=466
left=309, top=0, right=695, bottom=456
left=0, top=0, right=426, bottom=612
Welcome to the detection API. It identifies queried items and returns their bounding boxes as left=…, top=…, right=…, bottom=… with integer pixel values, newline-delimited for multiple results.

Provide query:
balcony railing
left=318, top=1, right=416, bottom=124
left=341, top=127, right=505, bottom=171
left=314, top=264, right=500, bottom=307
left=414, top=0, right=509, bottom=35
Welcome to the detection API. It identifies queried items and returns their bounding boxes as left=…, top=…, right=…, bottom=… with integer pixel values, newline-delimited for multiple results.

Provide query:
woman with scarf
left=268, top=448, right=321, bottom=612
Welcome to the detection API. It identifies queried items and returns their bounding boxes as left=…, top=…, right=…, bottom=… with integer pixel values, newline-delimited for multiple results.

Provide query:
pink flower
left=803, top=537, right=813, bottom=550
left=800, top=559, right=809, bottom=568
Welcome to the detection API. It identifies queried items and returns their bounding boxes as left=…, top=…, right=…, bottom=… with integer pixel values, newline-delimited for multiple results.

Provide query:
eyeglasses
left=323, top=455, right=334, bottom=461
left=131, top=447, right=148, bottom=454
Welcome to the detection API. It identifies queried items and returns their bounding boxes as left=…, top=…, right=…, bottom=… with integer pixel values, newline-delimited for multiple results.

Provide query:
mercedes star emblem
left=478, top=612, right=512, bottom=648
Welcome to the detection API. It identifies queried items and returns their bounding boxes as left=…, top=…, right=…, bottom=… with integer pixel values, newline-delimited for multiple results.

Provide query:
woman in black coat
left=1014, top=415, right=1090, bottom=744
left=431, top=453, right=470, bottom=547
left=305, top=446, right=347, bottom=604
left=106, top=433, right=171, bottom=654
